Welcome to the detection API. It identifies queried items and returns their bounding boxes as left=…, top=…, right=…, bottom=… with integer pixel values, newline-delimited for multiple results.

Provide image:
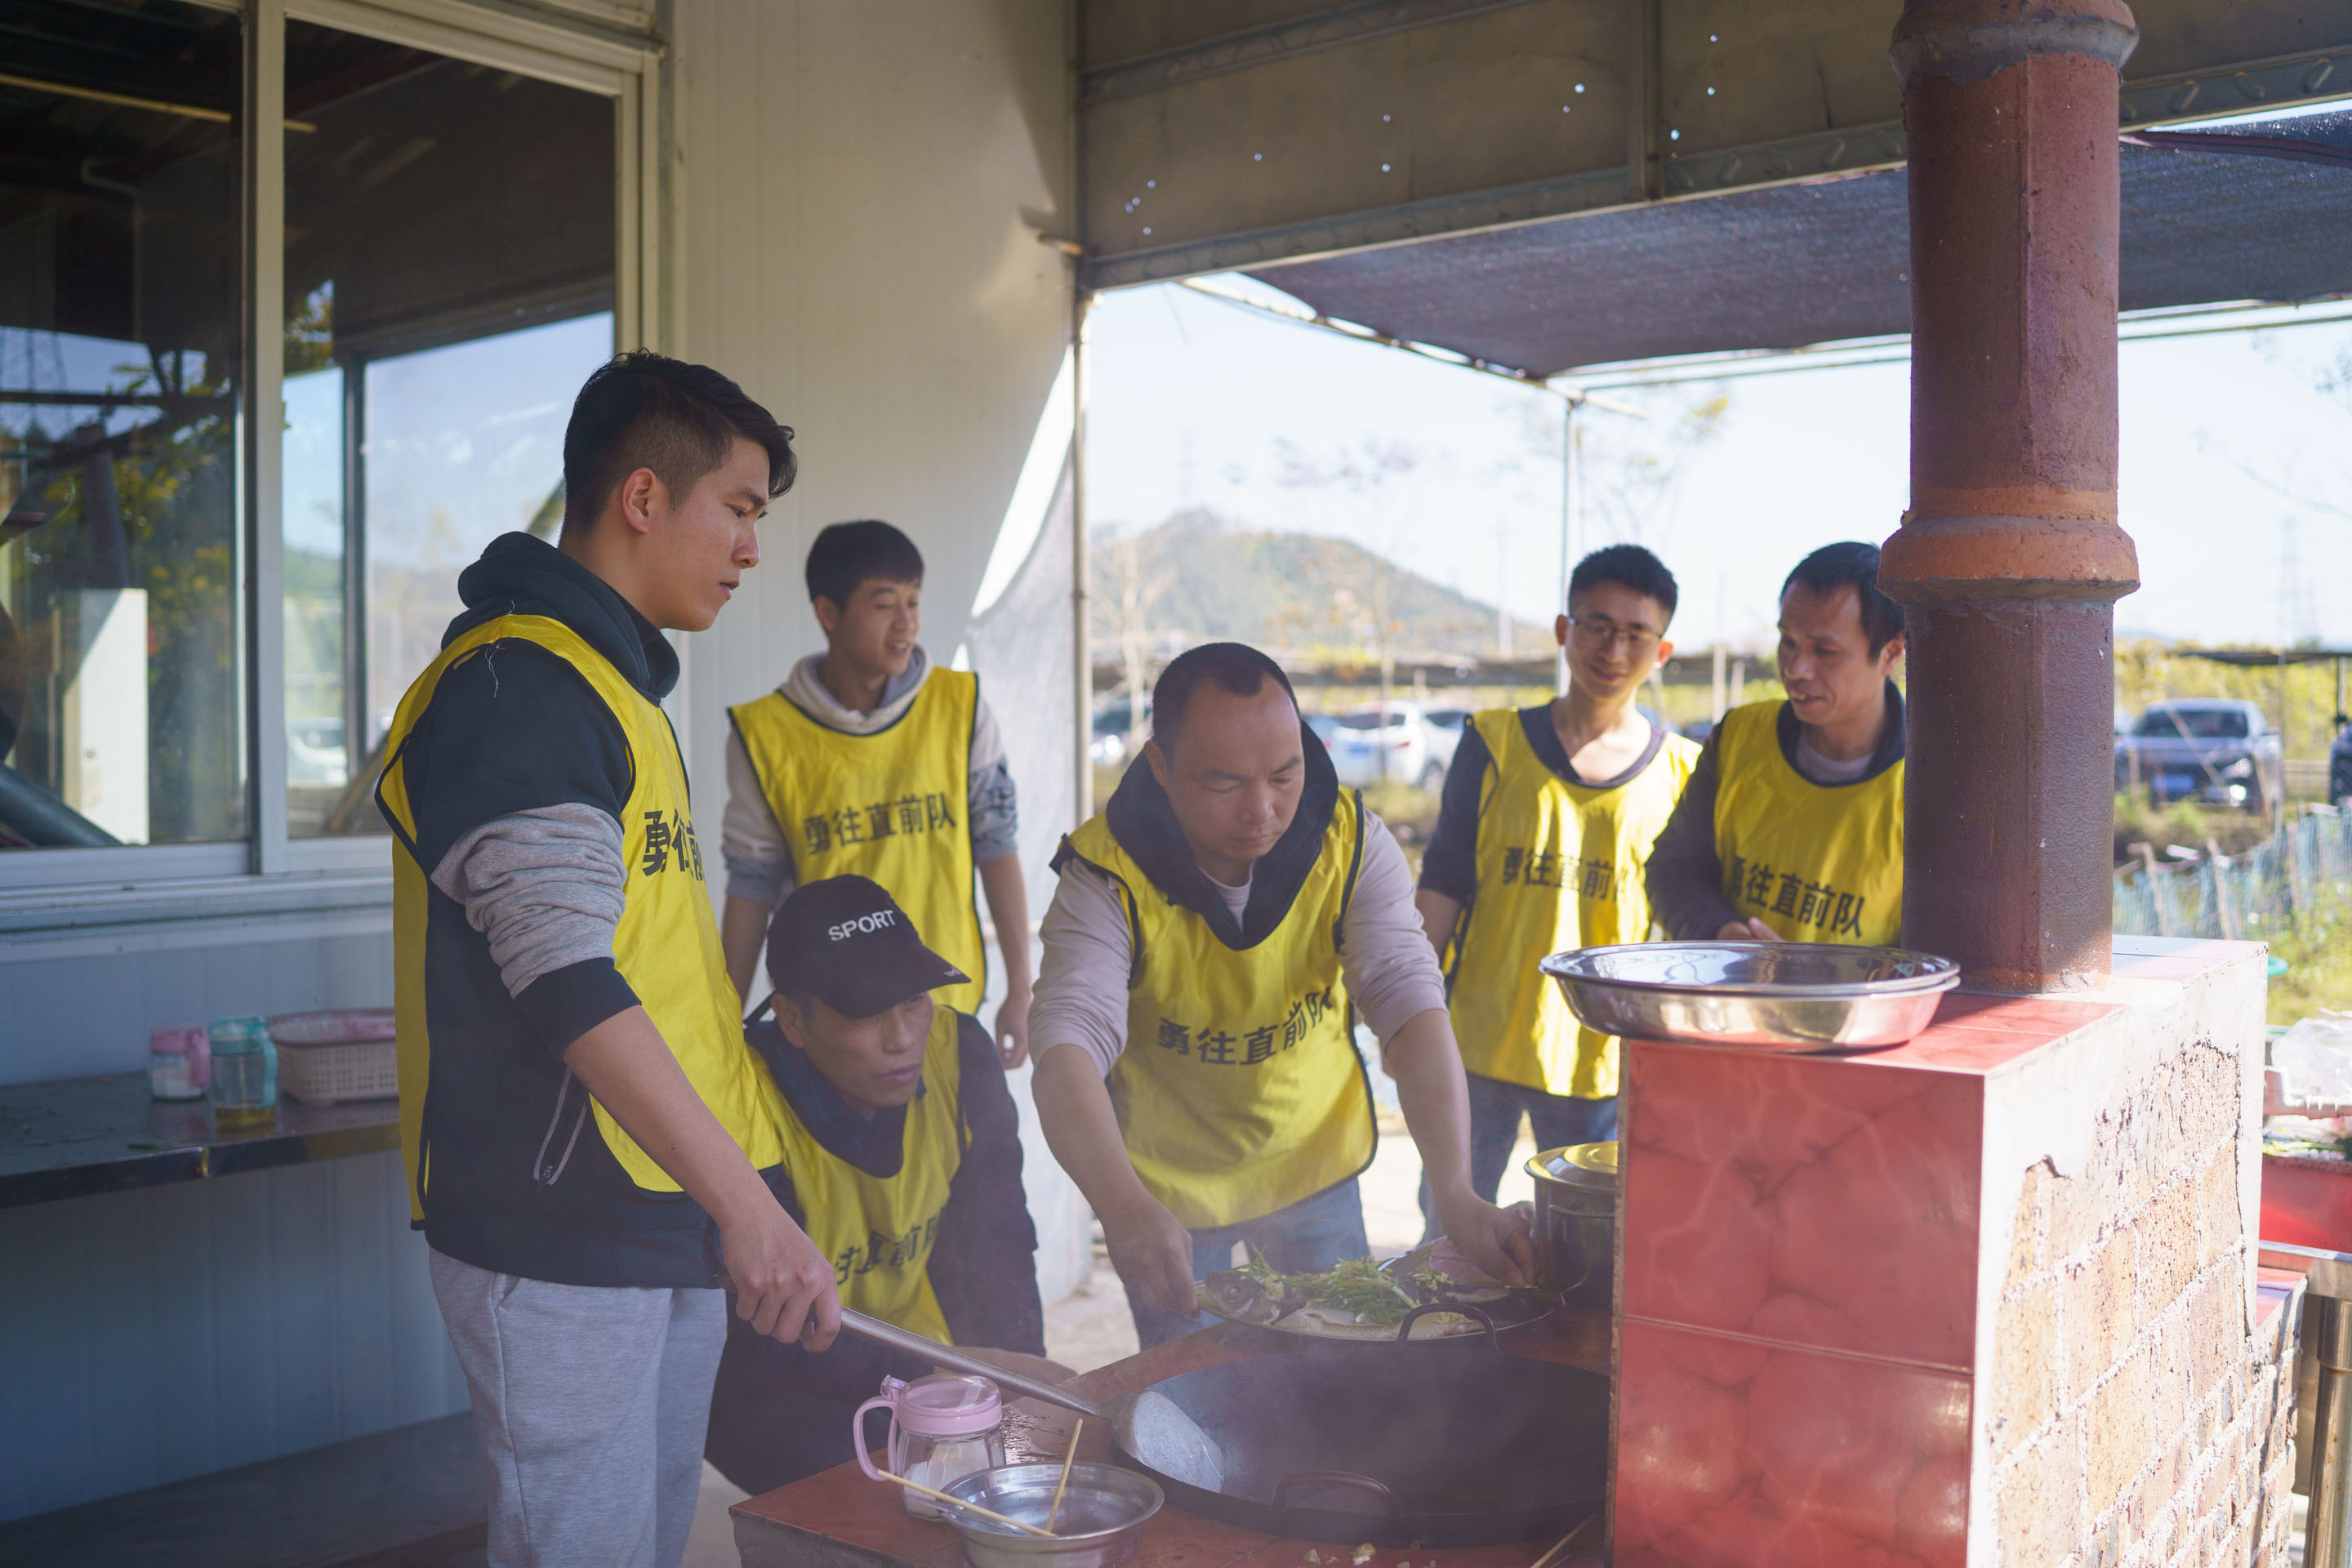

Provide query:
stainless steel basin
left=1540, top=942, right=1961, bottom=1053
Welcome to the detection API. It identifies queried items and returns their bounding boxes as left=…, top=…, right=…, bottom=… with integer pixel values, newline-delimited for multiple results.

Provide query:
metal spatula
left=836, top=1307, right=1226, bottom=1492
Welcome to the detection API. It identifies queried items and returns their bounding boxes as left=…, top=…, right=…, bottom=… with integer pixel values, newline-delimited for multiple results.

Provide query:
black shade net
left=1245, top=109, right=2352, bottom=376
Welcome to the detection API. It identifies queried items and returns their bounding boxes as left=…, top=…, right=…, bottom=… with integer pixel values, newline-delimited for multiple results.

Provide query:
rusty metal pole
left=1880, top=0, right=2143, bottom=991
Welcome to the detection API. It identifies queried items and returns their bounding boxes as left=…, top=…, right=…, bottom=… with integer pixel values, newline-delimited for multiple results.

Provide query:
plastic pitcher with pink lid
left=853, top=1372, right=1007, bottom=1517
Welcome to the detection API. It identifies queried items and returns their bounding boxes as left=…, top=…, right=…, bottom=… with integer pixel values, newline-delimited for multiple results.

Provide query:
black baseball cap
left=764, top=875, right=969, bottom=1019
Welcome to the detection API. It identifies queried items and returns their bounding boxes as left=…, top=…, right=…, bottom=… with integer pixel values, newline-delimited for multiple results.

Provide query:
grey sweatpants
left=429, top=1249, right=727, bottom=1568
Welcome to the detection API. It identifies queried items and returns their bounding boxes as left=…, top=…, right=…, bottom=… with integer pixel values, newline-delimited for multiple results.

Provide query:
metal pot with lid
left=1526, top=1141, right=1616, bottom=1310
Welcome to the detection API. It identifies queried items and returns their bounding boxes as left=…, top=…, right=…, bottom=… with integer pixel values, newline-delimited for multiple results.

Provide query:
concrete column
left=1880, top=0, right=2142, bottom=991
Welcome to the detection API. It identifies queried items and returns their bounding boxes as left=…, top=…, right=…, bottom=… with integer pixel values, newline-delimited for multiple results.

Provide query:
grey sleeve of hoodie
left=430, top=803, right=630, bottom=998
left=968, top=693, right=1019, bottom=866
left=1341, top=815, right=1450, bottom=1038
left=721, top=730, right=796, bottom=908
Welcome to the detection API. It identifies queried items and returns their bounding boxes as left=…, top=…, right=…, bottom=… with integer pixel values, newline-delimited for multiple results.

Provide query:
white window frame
left=0, top=0, right=666, bottom=906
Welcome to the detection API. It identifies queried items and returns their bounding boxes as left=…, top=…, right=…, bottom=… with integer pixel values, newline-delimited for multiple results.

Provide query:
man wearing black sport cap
left=703, top=876, right=1053, bottom=1494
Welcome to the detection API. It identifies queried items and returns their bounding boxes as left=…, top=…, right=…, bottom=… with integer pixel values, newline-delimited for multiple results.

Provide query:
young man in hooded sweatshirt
left=376, top=353, right=834, bottom=1568
left=720, top=520, right=1034, bottom=1067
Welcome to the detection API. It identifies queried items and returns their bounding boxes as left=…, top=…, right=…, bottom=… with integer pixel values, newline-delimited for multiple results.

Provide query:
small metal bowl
left=1540, top=942, right=1961, bottom=1054
left=940, top=1463, right=1164, bottom=1568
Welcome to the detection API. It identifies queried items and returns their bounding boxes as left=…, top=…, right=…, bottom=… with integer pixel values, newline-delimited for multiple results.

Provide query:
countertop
left=731, top=1307, right=1613, bottom=1568
left=0, top=1073, right=398, bottom=1209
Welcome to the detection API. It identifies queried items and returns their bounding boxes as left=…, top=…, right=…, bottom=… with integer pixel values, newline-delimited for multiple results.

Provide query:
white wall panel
left=0, top=925, right=393, bottom=1086
left=670, top=0, right=1076, bottom=766
left=0, top=1152, right=465, bottom=1522
left=669, top=1, right=1091, bottom=1302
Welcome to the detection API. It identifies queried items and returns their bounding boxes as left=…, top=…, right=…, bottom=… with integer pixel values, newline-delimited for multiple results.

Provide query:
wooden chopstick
left=875, top=1471, right=1057, bottom=1538
left=1527, top=1516, right=1604, bottom=1568
left=1526, top=1526, right=1580, bottom=1568
left=1045, top=1417, right=1085, bottom=1532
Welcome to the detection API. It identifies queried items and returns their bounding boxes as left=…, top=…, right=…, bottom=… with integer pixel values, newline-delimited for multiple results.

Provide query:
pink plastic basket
left=270, top=1009, right=397, bottom=1103
left=267, top=1008, right=395, bottom=1045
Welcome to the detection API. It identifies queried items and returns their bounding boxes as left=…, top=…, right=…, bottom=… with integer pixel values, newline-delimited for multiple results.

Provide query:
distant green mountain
left=1090, top=510, right=1515, bottom=662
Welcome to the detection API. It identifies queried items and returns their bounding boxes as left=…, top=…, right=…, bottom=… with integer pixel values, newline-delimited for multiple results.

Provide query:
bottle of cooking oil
left=208, top=1017, right=278, bottom=1134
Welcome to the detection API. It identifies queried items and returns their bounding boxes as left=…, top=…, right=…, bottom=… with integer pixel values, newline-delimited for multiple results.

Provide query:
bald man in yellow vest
left=1029, top=642, right=1533, bottom=1348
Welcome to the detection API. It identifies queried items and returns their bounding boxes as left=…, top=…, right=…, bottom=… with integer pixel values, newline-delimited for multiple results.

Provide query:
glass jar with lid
left=853, top=1373, right=1005, bottom=1518
left=207, top=1016, right=278, bottom=1132
left=149, top=1023, right=210, bottom=1102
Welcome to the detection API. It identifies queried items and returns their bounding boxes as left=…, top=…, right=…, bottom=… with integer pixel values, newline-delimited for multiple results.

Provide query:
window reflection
left=283, top=21, right=615, bottom=836
left=283, top=345, right=347, bottom=798
left=0, top=0, right=245, bottom=850
left=363, top=315, right=615, bottom=755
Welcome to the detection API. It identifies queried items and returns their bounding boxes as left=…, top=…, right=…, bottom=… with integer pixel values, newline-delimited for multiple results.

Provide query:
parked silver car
left=2114, top=699, right=2283, bottom=815
left=1420, top=706, right=1467, bottom=780
left=1325, top=702, right=1447, bottom=791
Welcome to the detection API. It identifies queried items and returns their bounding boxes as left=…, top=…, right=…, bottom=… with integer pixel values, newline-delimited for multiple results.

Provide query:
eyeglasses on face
left=1567, top=617, right=1662, bottom=653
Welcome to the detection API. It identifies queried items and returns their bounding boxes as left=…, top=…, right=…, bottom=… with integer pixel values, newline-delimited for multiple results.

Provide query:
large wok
left=841, top=1307, right=1608, bottom=1547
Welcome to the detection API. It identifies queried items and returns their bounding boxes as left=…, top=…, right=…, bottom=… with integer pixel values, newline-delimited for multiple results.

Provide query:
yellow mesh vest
left=1444, top=710, right=1699, bottom=1098
left=774, top=1005, right=965, bottom=1343
left=1062, top=797, right=1375, bottom=1231
left=730, top=673, right=984, bottom=1015
left=1712, top=700, right=1905, bottom=946
left=380, top=615, right=786, bottom=1214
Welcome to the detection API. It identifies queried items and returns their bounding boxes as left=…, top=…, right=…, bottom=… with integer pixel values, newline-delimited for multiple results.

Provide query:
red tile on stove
left=1614, top=1318, right=1970, bottom=1568
left=1622, top=1044, right=1983, bottom=1369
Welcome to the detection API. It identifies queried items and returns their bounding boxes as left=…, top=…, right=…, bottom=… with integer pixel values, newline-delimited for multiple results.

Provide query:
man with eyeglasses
left=1644, top=540, right=1908, bottom=947
left=1414, top=545, right=1699, bottom=1196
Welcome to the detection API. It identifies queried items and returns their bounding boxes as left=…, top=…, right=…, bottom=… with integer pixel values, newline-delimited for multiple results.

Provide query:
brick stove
left=1608, top=937, right=2297, bottom=1566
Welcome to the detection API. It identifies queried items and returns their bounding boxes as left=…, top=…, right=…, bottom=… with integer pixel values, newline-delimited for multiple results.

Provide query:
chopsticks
left=1525, top=1526, right=1580, bottom=1568
left=1045, top=1417, right=1085, bottom=1532
left=1526, top=1516, right=1604, bottom=1568
left=874, top=1472, right=1058, bottom=1538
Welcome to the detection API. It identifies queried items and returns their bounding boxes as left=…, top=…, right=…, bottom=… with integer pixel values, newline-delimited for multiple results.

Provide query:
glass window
left=2135, top=707, right=2250, bottom=740
left=0, top=0, right=246, bottom=851
left=283, top=22, right=615, bottom=836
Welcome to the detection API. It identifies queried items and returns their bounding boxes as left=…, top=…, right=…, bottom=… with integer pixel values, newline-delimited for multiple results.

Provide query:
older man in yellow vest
left=1645, top=541, right=1907, bottom=945
left=1031, top=642, right=1532, bottom=1348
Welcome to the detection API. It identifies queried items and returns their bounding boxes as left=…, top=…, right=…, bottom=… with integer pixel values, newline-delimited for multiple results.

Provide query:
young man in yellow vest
left=375, top=354, right=839, bottom=1568
left=1030, top=642, right=1534, bottom=1348
left=705, top=876, right=1053, bottom=1494
left=1645, top=541, right=1908, bottom=945
left=1415, top=545, right=1699, bottom=1196
left=721, top=521, right=1034, bottom=1067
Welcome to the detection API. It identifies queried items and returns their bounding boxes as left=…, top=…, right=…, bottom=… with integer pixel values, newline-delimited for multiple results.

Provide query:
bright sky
left=1085, top=280, right=2352, bottom=655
